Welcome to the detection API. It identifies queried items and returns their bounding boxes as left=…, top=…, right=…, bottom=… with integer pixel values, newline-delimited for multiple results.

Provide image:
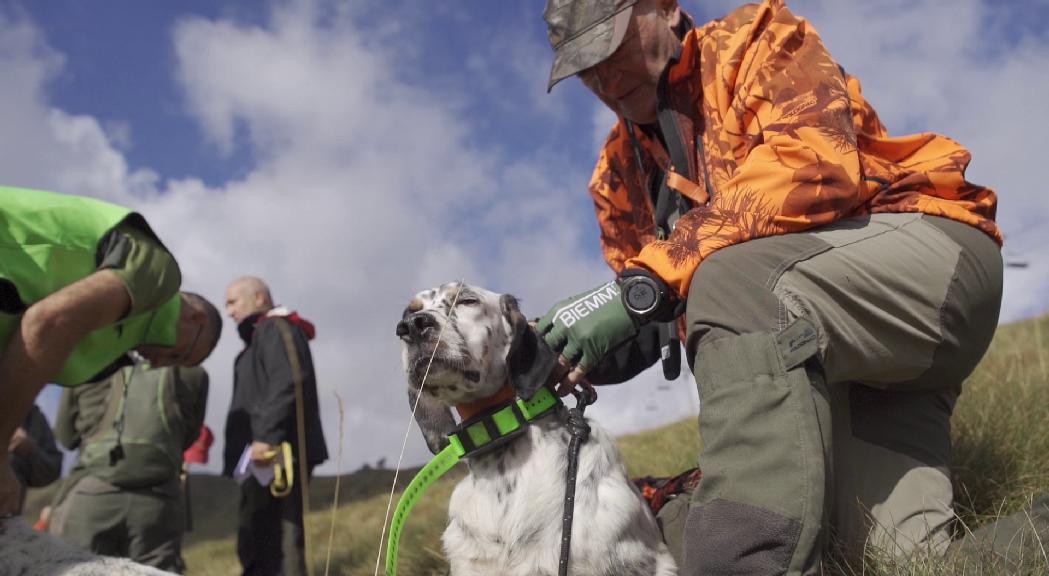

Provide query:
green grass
left=179, top=466, right=465, bottom=576
left=29, top=315, right=1047, bottom=574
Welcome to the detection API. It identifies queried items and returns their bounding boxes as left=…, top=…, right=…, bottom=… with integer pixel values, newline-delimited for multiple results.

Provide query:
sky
left=2, top=0, right=1047, bottom=475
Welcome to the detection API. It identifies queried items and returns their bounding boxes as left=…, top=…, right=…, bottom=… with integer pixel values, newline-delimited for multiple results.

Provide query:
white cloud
left=0, top=12, right=157, bottom=200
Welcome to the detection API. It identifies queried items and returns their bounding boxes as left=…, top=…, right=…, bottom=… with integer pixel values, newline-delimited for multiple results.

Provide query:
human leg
left=784, top=214, right=1001, bottom=559
left=681, top=229, right=831, bottom=575
left=947, top=493, right=1049, bottom=571
left=126, top=483, right=184, bottom=572
left=680, top=213, right=1002, bottom=574
left=829, top=383, right=958, bottom=560
left=279, top=469, right=311, bottom=576
left=237, top=477, right=283, bottom=576
left=58, top=475, right=130, bottom=558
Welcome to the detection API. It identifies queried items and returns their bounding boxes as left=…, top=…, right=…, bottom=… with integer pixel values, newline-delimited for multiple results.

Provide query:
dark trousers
left=56, top=475, right=185, bottom=573
left=237, top=473, right=310, bottom=576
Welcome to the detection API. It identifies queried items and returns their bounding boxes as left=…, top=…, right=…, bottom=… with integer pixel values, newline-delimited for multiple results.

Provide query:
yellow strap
left=269, top=442, right=294, bottom=498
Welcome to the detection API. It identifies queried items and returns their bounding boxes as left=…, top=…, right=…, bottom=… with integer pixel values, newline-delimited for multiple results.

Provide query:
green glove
left=537, top=281, right=640, bottom=373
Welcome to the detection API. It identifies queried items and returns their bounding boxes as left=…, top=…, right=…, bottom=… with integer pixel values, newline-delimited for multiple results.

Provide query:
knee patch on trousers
left=685, top=498, right=802, bottom=574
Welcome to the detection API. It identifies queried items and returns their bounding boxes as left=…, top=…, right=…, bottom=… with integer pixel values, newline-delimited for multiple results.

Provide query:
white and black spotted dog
left=397, top=282, right=677, bottom=576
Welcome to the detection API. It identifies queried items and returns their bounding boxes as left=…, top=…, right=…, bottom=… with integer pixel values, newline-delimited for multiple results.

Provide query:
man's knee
left=684, top=244, right=785, bottom=370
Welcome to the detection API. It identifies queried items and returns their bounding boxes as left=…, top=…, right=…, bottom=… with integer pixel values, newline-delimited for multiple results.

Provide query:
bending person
left=0, top=186, right=222, bottom=517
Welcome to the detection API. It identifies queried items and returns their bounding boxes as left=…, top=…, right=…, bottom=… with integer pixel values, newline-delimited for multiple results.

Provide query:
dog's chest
left=443, top=419, right=578, bottom=570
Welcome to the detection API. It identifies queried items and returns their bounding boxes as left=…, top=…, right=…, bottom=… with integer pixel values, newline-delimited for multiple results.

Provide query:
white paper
left=232, top=444, right=276, bottom=486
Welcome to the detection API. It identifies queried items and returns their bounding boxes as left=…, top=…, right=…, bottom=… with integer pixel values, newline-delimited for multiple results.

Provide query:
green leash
left=384, top=386, right=561, bottom=576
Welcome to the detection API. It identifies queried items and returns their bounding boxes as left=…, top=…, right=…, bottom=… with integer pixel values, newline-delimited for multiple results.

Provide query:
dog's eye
left=456, top=298, right=479, bottom=306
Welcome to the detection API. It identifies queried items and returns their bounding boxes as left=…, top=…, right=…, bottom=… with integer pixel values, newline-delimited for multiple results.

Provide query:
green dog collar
left=385, top=386, right=560, bottom=575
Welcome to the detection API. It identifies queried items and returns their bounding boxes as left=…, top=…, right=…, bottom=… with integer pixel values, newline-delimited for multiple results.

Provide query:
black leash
left=558, top=385, right=597, bottom=576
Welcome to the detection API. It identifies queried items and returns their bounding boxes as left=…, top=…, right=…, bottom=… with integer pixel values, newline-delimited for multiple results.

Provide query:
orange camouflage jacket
left=591, top=0, right=1001, bottom=297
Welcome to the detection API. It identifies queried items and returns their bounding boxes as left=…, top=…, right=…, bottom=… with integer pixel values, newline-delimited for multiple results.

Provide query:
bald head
left=225, top=276, right=274, bottom=324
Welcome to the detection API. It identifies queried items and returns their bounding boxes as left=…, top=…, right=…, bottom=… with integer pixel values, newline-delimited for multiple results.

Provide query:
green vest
left=0, top=186, right=179, bottom=386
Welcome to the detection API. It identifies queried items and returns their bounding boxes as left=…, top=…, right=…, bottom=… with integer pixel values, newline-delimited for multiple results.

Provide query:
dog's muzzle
left=397, top=311, right=439, bottom=344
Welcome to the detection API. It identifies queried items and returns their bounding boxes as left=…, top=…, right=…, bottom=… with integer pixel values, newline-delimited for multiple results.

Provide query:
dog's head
left=396, top=282, right=556, bottom=453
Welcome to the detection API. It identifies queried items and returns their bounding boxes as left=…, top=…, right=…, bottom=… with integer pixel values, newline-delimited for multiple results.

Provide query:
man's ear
left=501, top=295, right=557, bottom=400
left=408, top=387, right=456, bottom=455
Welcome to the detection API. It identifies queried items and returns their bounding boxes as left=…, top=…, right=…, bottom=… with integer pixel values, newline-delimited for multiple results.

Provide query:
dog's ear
left=408, top=387, right=456, bottom=455
left=501, top=294, right=557, bottom=400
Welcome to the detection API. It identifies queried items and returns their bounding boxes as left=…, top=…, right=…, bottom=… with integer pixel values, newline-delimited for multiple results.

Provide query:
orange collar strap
left=455, top=384, right=516, bottom=421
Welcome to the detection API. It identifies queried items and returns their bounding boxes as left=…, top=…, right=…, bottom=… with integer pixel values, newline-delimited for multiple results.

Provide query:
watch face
left=625, top=280, right=658, bottom=313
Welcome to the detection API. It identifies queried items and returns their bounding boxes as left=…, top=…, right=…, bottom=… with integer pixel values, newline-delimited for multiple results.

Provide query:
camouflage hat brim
left=547, top=4, right=634, bottom=92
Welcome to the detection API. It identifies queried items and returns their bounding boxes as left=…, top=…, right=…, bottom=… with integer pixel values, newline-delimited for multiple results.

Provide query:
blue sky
left=3, top=0, right=1047, bottom=474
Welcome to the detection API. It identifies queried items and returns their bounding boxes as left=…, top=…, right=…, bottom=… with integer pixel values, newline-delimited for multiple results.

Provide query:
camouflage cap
left=544, top=0, right=637, bottom=92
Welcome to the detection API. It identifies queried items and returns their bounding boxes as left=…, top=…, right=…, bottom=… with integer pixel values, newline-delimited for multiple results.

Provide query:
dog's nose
left=397, top=312, right=438, bottom=342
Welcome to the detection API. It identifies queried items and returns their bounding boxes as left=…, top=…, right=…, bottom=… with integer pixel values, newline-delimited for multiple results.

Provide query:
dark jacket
left=223, top=311, right=328, bottom=476
left=9, top=404, right=62, bottom=489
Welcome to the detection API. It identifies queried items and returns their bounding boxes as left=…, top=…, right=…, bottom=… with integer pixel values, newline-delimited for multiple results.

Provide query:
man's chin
left=620, top=106, right=657, bottom=125
left=616, top=90, right=658, bottom=125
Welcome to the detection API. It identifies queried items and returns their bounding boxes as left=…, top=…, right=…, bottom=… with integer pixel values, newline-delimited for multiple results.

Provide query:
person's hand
left=0, top=459, right=23, bottom=518
left=8, top=427, right=36, bottom=458
left=250, top=440, right=276, bottom=464
left=537, top=280, right=639, bottom=388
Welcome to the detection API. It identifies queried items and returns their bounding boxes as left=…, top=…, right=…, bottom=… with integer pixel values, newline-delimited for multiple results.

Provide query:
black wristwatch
left=617, top=269, right=680, bottom=324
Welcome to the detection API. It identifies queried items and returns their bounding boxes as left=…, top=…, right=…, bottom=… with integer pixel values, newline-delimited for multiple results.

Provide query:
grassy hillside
left=28, top=315, right=1049, bottom=574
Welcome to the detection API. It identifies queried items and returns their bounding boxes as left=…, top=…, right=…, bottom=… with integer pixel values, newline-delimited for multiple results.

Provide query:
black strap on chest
left=624, top=118, right=687, bottom=381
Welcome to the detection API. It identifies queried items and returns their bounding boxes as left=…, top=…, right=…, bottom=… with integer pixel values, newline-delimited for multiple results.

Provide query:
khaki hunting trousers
left=679, top=213, right=1003, bottom=575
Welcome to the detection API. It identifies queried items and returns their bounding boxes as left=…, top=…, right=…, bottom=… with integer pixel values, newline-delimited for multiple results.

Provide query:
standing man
left=539, top=0, right=1004, bottom=573
left=0, top=186, right=223, bottom=518
left=224, top=276, right=328, bottom=576
left=49, top=362, right=210, bottom=573
left=8, top=404, right=62, bottom=515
